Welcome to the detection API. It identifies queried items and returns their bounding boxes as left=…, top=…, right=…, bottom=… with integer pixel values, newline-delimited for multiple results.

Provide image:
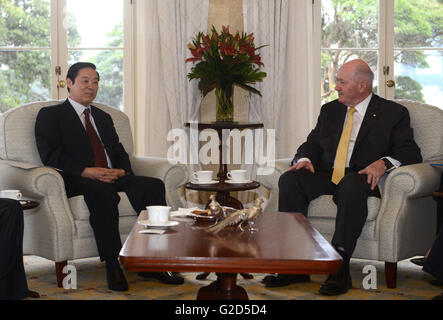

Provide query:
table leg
left=216, top=192, right=243, bottom=209
left=196, top=273, right=249, bottom=300
left=28, top=290, right=40, bottom=299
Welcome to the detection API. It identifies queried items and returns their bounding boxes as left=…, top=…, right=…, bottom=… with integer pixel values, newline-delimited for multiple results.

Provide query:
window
left=0, top=0, right=131, bottom=112
left=66, top=0, right=125, bottom=109
left=0, top=0, right=52, bottom=112
left=318, top=0, right=443, bottom=109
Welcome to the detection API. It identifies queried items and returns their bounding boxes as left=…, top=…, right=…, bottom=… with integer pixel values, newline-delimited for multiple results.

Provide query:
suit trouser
left=278, top=169, right=380, bottom=256
left=436, top=173, right=443, bottom=235
left=62, top=174, right=166, bottom=262
left=423, top=173, right=443, bottom=281
left=0, top=199, right=29, bottom=300
left=423, top=227, right=443, bottom=281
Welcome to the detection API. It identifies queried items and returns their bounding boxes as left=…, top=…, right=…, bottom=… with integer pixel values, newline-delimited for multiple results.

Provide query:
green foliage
left=0, top=0, right=81, bottom=112
left=0, top=0, right=121, bottom=112
left=322, top=0, right=443, bottom=104
left=90, top=22, right=123, bottom=109
left=0, top=0, right=51, bottom=112
left=393, top=75, right=425, bottom=102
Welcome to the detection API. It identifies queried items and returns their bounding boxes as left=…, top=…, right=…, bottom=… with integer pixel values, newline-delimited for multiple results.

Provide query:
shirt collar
left=351, top=93, right=372, bottom=117
left=68, top=97, right=90, bottom=117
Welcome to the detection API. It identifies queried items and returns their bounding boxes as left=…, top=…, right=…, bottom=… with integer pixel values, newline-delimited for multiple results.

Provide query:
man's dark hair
left=66, top=62, right=100, bottom=92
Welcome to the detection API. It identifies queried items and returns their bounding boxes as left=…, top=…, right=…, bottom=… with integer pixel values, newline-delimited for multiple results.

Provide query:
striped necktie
left=331, top=107, right=356, bottom=184
left=84, top=109, right=108, bottom=168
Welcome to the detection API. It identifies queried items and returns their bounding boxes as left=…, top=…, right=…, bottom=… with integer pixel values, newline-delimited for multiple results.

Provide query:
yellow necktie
left=331, top=107, right=356, bottom=185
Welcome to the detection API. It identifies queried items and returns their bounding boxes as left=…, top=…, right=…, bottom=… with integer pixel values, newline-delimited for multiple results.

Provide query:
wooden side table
left=184, top=122, right=264, bottom=281
left=184, top=122, right=264, bottom=209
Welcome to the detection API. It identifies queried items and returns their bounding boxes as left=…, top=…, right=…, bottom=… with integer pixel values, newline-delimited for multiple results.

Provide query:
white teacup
left=0, top=189, right=22, bottom=200
left=227, top=169, right=248, bottom=182
left=192, top=170, right=213, bottom=183
left=147, top=206, right=171, bottom=223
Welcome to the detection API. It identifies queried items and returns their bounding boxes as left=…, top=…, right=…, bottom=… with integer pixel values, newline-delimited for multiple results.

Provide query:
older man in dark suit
left=35, top=62, right=183, bottom=291
left=262, top=59, right=422, bottom=295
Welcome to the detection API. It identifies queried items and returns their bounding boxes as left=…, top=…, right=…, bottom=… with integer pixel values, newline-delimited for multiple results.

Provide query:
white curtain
left=243, top=0, right=315, bottom=160
left=133, top=0, right=209, bottom=158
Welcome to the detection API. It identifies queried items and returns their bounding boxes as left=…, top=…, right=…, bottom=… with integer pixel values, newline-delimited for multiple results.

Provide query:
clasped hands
left=81, top=167, right=125, bottom=183
left=289, top=159, right=387, bottom=190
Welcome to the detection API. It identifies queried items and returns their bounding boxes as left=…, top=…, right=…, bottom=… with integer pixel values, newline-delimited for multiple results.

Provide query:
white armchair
left=257, top=99, right=443, bottom=288
left=0, top=101, right=188, bottom=287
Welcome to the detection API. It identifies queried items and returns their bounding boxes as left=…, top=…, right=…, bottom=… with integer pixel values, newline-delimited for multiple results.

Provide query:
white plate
left=138, top=220, right=179, bottom=229
left=225, top=179, right=252, bottom=184
left=190, top=180, right=219, bottom=185
left=170, top=207, right=199, bottom=217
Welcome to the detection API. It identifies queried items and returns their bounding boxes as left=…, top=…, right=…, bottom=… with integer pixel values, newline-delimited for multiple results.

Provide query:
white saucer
left=225, top=179, right=252, bottom=184
left=138, top=220, right=179, bottom=229
left=190, top=180, right=218, bottom=185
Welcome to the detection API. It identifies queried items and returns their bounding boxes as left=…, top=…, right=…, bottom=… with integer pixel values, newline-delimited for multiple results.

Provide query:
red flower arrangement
left=186, top=25, right=266, bottom=96
left=186, top=26, right=267, bottom=121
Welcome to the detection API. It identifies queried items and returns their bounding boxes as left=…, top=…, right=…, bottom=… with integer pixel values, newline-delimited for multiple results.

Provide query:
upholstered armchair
left=257, top=99, right=443, bottom=288
left=0, top=101, right=188, bottom=287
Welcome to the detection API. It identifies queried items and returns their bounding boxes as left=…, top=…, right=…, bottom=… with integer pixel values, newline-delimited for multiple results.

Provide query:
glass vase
left=215, top=85, right=234, bottom=122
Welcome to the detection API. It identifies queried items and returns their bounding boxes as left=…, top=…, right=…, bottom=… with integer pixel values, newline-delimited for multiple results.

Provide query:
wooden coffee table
left=120, top=211, right=342, bottom=300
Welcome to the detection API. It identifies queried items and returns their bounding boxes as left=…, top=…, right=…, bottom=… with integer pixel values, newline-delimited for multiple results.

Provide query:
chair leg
left=55, top=261, right=67, bottom=288
left=385, top=262, right=397, bottom=289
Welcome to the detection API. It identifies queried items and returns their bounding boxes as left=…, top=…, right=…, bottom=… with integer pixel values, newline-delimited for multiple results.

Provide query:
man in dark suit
left=262, top=59, right=422, bottom=295
left=423, top=224, right=443, bottom=300
left=35, top=62, right=184, bottom=291
left=0, top=199, right=29, bottom=299
left=422, top=172, right=443, bottom=300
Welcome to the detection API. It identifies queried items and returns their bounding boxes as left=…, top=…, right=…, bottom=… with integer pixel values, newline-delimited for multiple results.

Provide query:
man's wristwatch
left=382, top=158, right=394, bottom=171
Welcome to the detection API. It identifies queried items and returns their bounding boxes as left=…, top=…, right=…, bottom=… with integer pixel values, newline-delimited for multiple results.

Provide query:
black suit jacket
left=35, top=99, right=133, bottom=177
left=293, top=94, right=422, bottom=172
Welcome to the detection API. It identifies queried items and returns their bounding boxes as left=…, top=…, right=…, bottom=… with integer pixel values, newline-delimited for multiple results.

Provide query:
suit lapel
left=352, top=95, right=382, bottom=155
left=61, top=99, right=89, bottom=138
left=62, top=99, right=95, bottom=156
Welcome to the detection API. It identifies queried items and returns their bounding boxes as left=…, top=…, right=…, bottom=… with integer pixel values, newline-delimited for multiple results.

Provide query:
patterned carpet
left=23, top=255, right=442, bottom=300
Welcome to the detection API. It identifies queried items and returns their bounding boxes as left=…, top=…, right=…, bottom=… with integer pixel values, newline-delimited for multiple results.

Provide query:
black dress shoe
left=319, top=271, right=352, bottom=296
left=430, top=279, right=443, bottom=286
left=106, top=266, right=129, bottom=291
left=262, top=274, right=310, bottom=287
left=431, top=292, right=443, bottom=300
left=138, top=272, right=184, bottom=285
left=410, top=257, right=426, bottom=266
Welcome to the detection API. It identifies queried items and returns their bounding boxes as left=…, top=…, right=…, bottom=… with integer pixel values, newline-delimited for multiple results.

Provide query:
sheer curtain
left=243, top=0, right=315, bottom=161
left=133, top=0, right=209, bottom=158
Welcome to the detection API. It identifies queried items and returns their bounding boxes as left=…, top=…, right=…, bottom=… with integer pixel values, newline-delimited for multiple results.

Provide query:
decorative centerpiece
left=206, top=198, right=264, bottom=234
left=186, top=25, right=267, bottom=122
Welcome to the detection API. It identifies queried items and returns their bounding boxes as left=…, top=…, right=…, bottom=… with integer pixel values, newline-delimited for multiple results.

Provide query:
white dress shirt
left=68, top=97, right=113, bottom=168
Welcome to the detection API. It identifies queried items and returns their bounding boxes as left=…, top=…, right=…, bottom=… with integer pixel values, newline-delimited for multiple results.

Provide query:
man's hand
left=288, top=161, right=315, bottom=174
left=81, top=167, right=125, bottom=183
left=358, top=159, right=387, bottom=190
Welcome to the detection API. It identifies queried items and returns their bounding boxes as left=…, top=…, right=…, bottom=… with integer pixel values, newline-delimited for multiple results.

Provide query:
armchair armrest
left=376, top=160, right=442, bottom=261
left=130, top=156, right=189, bottom=209
left=255, top=158, right=292, bottom=211
left=0, top=160, right=76, bottom=238
left=382, top=161, right=443, bottom=201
